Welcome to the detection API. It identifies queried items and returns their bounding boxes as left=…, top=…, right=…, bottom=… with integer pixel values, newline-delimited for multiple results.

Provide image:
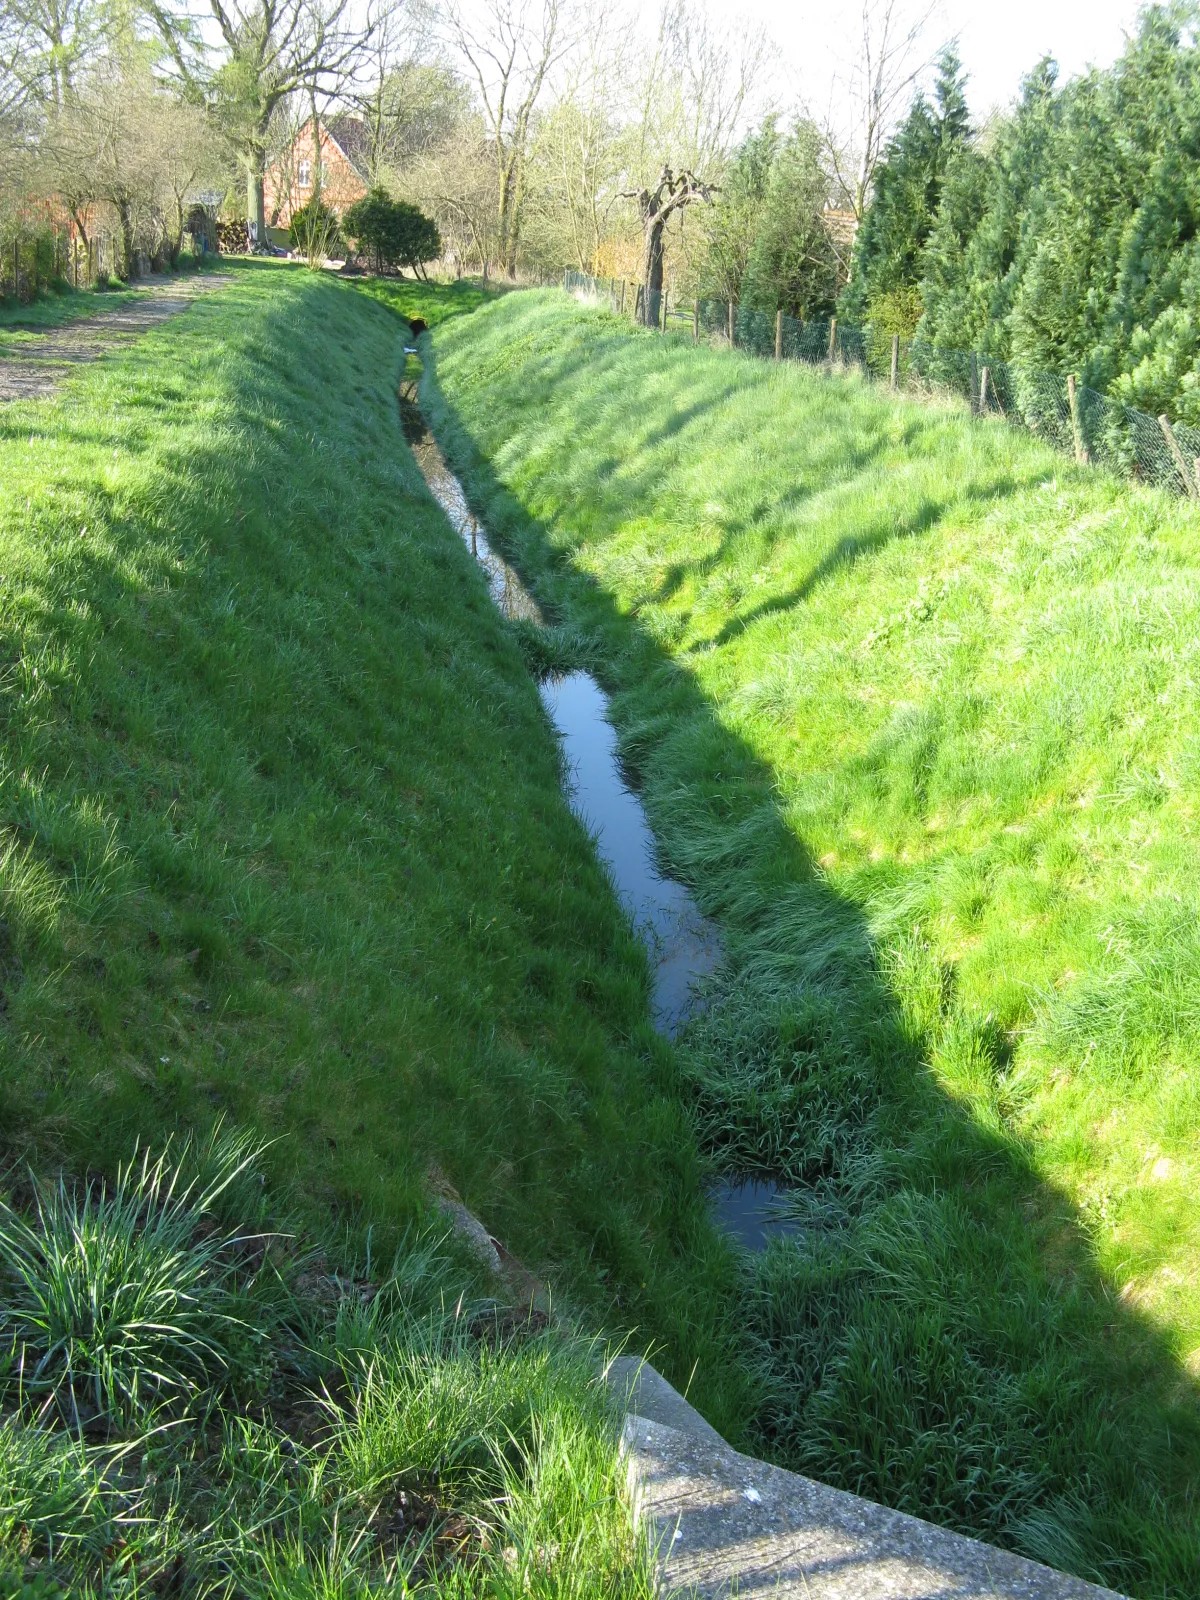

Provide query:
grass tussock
left=424, top=290, right=1200, bottom=1595
left=0, top=1135, right=651, bottom=1598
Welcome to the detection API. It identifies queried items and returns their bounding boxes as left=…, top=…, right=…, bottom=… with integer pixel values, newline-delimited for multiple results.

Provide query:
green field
left=424, top=290, right=1200, bottom=1595
left=0, top=263, right=743, bottom=1594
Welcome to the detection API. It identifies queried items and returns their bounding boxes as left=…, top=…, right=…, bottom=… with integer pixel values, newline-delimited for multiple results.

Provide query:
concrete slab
left=606, top=1355, right=728, bottom=1451
left=615, top=1369, right=1125, bottom=1600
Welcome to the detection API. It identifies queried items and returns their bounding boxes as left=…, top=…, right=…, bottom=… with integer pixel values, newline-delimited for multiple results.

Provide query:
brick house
left=264, top=115, right=371, bottom=231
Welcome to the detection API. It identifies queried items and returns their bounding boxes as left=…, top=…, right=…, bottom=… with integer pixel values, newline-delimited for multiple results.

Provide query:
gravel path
left=0, top=275, right=233, bottom=402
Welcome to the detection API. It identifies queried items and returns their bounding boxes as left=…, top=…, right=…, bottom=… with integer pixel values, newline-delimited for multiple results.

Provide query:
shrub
left=342, top=190, right=441, bottom=277
left=288, top=200, right=344, bottom=270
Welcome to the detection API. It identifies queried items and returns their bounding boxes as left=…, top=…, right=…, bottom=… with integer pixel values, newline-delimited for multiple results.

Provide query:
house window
left=298, top=160, right=311, bottom=188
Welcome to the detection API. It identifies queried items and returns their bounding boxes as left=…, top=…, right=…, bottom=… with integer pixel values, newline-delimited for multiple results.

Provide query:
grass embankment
left=426, top=291, right=1200, bottom=1595
left=0, top=262, right=737, bottom=1592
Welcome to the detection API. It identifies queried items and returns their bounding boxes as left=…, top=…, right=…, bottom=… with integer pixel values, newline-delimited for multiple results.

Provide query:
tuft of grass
left=424, top=289, right=1200, bottom=1594
left=0, top=1130, right=276, bottom=1429
left=0, top=1136, right=655, bottom=1598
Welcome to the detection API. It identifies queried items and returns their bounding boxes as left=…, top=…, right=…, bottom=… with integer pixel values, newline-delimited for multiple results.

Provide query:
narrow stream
left=400, top=374, right=793, bottom=1252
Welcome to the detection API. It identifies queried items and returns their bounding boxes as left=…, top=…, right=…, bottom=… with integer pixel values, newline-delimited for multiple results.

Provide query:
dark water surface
left=708, top=1178, right=804, bottom=1252
left=402, top=381, right=786, bottom=1247
left=401, top=384, right=720, bottom=1037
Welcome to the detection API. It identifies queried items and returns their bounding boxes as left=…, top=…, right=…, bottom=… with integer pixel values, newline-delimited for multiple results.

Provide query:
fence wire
left=564, top=269, right=1200, bottom=500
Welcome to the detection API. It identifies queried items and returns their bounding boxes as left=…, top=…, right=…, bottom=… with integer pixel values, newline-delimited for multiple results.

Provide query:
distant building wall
left=264, top=121, right=369, bottom=229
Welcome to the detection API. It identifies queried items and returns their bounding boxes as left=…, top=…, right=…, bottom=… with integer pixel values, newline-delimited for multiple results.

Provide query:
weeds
left=0, top=1132, right=274, bottom=1429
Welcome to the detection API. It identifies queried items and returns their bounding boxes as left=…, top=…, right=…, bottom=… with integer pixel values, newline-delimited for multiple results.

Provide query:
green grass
left=424, top=289, right=1200, bottom=1596
left=350, top=276, right=492, bottom=327
left=1, top=1135, right=655, bottom=1596
left=0, top=283, right=149, bottom=331
left=0, top=258, right=753, bottom=1555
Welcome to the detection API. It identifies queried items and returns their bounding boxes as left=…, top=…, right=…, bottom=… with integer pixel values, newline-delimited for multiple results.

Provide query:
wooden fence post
left=661, top=290, right=668, bottom=332
left=979, top=365, right=990, bottom=413
left=890, top=334, right=899, bottom=392
left=969, top=352, right=979, bottom=414
left=1067, top=375, right=1090, bottom=464
left=828, top=317, right=838, bottom=363
left=728, top=299, right=735, bottom=345
left=693, top=302, right=699, bottom=343
left=775, top=309, right=783, bottom=361
left=1157, top=413, right=1198, bottom=496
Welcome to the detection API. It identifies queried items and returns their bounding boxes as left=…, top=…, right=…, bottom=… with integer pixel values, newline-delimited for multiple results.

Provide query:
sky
left=726, top=0, right=1144, bottom=121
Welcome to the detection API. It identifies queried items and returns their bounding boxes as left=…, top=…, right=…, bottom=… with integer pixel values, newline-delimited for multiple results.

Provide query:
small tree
left=288, top=196, right=343, bottom=268
left=626, top=167, right=715, bottom=325
left=343, top=188, right=440, bottom=276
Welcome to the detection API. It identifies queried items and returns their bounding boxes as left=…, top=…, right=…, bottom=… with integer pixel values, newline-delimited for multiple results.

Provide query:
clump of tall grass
left=507, top=619, right=600, bottom=680
left=0, top=1133, right=653, bottom=1599
left=0, top=1128, right=277, bottom=1431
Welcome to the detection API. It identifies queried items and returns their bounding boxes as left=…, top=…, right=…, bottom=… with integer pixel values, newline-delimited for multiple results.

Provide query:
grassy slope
left=427, top=291, right=1200, bottom=1595
left=0, top=262, right=740, bottom=1418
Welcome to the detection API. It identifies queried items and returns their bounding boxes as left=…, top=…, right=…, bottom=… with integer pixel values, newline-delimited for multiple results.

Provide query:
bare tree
left=0, top=0, right=112, bottom=111
left=444, top=0, right=566, bottom=276
left=142, top=91, right=225, bottom=263
left=822, top=0, right=938, bottom=222
left=403, top=110, right=497, bottom=270
left=625, top=165, right=713, bottom=321
left=347, top=0, right=456, bottom=181
left=632, top=1, right=767, bottom=180
left=147, top=0, right=366, bottom=246
left=538, top=1, right=631, bottom=272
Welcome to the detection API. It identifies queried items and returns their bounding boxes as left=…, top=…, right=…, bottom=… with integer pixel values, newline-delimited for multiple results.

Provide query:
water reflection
left=400, top=377, right=720, bottom=1038
left=400, top=383, right=542, bottom=624
left=541, top=671, right=722, bottom=1036
left=402, top=373, right=795, bottom=1247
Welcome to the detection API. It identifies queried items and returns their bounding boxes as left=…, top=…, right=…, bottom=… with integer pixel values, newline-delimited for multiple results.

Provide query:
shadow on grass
left=711, top=469, right=1026, bottom=646
left=0, top=271, right=756, bottom=1450
left=418, top=339, right=1200, bottom=1599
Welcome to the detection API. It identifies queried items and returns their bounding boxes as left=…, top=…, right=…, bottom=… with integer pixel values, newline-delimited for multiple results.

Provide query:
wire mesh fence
left=563, top=269, right=1200, bottom=500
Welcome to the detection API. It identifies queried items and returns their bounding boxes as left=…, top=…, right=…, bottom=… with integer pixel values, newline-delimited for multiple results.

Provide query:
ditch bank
left=409, top=290, right=1200, bottom=1597
left=400, top=346, right=1126, bottom=1600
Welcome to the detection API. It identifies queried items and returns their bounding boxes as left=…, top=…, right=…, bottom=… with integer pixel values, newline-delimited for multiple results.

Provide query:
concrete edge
left=611, top=1365, right=1127, bottom=1600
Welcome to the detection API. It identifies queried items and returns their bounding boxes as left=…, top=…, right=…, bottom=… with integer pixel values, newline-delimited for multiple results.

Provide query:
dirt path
left=0, top=275, right=233, bottom=403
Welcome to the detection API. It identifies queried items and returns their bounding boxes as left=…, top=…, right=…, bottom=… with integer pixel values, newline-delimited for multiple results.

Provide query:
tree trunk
left=497, top=159, right=516, bottom=278
left=310, top=86, right=323, bottom=202
left=69, top=208, right=91, bottom=285
left=246, top=152, right=266, bottom=251
left=639, top=215, right=666, bottom=326
left=117, top=200, right=135, bottom=280
left=505, top=159, right=527, bottom=277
